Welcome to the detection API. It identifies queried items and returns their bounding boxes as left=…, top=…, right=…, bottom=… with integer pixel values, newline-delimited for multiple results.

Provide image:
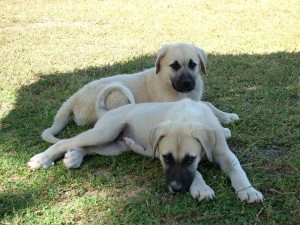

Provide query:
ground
left=0, top=0, right=299, bottom=224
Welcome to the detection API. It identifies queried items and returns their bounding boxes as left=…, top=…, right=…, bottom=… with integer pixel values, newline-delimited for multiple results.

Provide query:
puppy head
left=149, top=121, right=216, bottom=193
left=155, top=43, right=207, bottom=93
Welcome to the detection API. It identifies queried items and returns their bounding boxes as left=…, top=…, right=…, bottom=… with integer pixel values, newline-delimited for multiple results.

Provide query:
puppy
left=30, top=99, right=262, bottom=203
left=42, top=43, right=239, bottom=143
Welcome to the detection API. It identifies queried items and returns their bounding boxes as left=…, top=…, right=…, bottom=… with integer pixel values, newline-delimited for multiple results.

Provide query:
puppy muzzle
left=165, top=166, right=195, bottom=193
left=171, top=73, right=196, bottom=93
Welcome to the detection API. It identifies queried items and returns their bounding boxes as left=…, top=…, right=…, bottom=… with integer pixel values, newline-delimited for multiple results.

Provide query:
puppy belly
left=121, top=137, right=147, bottom=155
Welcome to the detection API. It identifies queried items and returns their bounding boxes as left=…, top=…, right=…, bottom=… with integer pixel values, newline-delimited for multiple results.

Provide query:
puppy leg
left=223, top=128, right=231, bottom=139
left=189, top=171, right=215, bottom=201
left=63, top=142, right=128, bottom=169
left=28, top=122, right=125, bottom=170
left=204, top=102, right=239, bottom=124
left=214, top=139, right=264, bottom=203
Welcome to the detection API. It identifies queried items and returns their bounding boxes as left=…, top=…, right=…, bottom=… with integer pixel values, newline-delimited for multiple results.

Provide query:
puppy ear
left=194, top=46, right=207, bottom=75
left=155, top=44, right=170, bottom=74
left=149, top=121, right=170, bottom=157
left=192, top=124, right=216, bottom=162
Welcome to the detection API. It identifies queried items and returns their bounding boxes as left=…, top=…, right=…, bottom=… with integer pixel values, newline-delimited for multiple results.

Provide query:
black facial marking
left=182, top=155, right=196, bottom=167
left=163, top=153, right=174, bottom=165
left=188, top=59, right=197, bottom=70
left=171, top=71, right=196, bottom=93
left=169, top=61, right=181, bottom=71
left=164, top=153, right=196, bottom=193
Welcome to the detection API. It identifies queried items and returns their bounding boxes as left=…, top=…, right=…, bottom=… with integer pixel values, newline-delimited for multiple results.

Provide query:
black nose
left=182, top=80, right=192, bottom=88
left=171, top=73, right=196, bottom=93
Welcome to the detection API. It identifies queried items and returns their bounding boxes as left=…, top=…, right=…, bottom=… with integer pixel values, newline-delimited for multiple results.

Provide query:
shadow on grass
left=0, top=52, right=299, bottom=223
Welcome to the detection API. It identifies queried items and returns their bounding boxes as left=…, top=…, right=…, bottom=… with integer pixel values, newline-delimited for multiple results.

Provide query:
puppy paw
left=237, top=187, right=264, bottom=203
left=63, top=148, right=84, bottom=169
left=28, top=153, right=54, bottom=170
left=190, top=184, right=215, bottom=201
left=220, top=113, right=240, bottom=124
left=223, top=128, right=232, bottom=139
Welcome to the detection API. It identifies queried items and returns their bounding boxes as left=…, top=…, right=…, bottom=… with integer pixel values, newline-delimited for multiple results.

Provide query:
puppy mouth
left=165, top=170, right=195, bottom=193
left=168, top=181, right=190, bottom=193
left=171, top=79, right=196, bottom=93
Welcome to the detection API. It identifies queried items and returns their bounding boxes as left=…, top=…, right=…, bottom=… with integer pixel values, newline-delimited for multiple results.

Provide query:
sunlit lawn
left=0, top=0, right=299, bottom=224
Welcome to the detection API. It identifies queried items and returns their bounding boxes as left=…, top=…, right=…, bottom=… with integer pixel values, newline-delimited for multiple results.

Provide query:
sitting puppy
left=29, top=99, right=263, bottom=203
left=42, top=43, right=239, bottom=144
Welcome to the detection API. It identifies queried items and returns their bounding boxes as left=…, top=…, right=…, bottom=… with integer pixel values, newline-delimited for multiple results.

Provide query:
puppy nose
left=170, top=181, right=183, bottom=192
left=182, top=80, right=192, bottom=88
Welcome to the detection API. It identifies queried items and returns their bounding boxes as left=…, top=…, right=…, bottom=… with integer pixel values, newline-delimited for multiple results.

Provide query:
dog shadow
left=1, top=52, right=299, bottom=220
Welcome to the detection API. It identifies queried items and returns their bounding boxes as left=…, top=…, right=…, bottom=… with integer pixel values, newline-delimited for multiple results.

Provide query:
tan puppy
left=29, top=99, right=262, bottom=203
left=42, top=43, right=239, bottom=143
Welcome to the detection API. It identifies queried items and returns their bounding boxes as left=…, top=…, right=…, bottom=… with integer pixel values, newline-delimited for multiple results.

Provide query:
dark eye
left=188, top=60, right=197, bottom=69
left=163, top=154, right=173, bottom=164
left=170, top=61, right=181, bottom=71
left=183, top=155, right=196, bottom=166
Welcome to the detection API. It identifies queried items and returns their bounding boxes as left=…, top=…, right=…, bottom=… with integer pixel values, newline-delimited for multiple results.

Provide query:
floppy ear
left=155, top=44, right=170, bottom=74
left=149, top=121, right=170, bottom=157
left=194, top=46, right=207, bottom=75
left=192, top=124, right=216, bottom=162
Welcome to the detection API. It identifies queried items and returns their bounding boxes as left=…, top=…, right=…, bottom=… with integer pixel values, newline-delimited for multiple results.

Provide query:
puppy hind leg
left=204, top=102, right=239, bottom=124
left=63, top=147, right=86, bottom=169
left=29, top=121, right=126, bottom=170
left=87, top=142, right=128, bottom=156
left=63, top=142, right=127, bottom=169
left=223, top=128, right=231, bottom=139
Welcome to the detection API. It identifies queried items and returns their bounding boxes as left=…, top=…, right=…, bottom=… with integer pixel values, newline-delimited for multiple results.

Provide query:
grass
left=0, top=0, right=299, bottom=224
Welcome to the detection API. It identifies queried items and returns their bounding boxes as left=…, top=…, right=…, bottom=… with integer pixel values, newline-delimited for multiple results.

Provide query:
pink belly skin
left=121, top=136, right=146, bottom=154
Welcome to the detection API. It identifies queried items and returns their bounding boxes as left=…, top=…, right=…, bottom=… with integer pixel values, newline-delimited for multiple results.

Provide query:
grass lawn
left=0, top=0, right=299, bottom=224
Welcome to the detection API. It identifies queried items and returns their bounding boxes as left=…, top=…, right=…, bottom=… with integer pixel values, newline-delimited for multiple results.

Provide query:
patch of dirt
left=85, top=189, right=108, bottom=198
left=94, top=167, right=110, bottom=177
left=264, top=149, right=286, bottom=158
left=120, top=186, right=145, bottom=199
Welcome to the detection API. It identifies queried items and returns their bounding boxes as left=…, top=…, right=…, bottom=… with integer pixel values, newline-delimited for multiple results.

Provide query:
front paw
left=237, top=187, right=264, bottom=203
left=190, top=184, right=215, bottom=201
left=63, top=148, right=84, bottom=169
left=221, top=113, right=239, bottom=124
left=28, top=153, right=54, bottom=170
left=223, top=128, right=232, bottom=139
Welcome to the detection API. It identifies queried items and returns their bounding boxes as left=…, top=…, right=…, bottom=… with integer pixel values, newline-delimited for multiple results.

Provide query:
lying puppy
left=29, top=99, right=263, bottom=203
left=42, top=43, right=239, bottom=144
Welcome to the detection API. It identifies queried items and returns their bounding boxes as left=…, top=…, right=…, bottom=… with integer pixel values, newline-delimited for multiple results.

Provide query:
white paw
left=223, top=128, right=232, bottom=139
left=28, top=152, right=54, bottom=170
left=221, top=113, right=240, bottom=124
left=190, top=184, right=215, bottom=201
left=237, top=187, right=264, bottom=203
left=63, top=148, right=84, bottom=169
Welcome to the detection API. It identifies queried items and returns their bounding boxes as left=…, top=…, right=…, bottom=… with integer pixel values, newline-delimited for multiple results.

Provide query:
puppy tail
left=95, top=82, right=135, bottom=118
left=41, top=99, right=73, bottom=143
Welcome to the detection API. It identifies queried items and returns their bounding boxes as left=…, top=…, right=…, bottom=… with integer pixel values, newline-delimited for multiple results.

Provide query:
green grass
left=1, top=0, right=299, bottom=224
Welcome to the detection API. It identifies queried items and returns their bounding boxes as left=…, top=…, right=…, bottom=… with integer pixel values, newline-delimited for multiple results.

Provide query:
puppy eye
left=188, top=60, right=197, bottom=69
left=169, top=61, right=181, bottom=71
left=183, top=156, right=196, bottom=166
left=163, top=154, right=173, bottom=164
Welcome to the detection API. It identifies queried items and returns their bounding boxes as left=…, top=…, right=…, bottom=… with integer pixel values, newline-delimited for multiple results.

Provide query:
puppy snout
left=169, top=181, right=184, bottom=193
left=166, top=165, right=195, bottom=193
left=182, top=79, right=192, bottom=88
left=172, top=73, right=196, bottom=93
